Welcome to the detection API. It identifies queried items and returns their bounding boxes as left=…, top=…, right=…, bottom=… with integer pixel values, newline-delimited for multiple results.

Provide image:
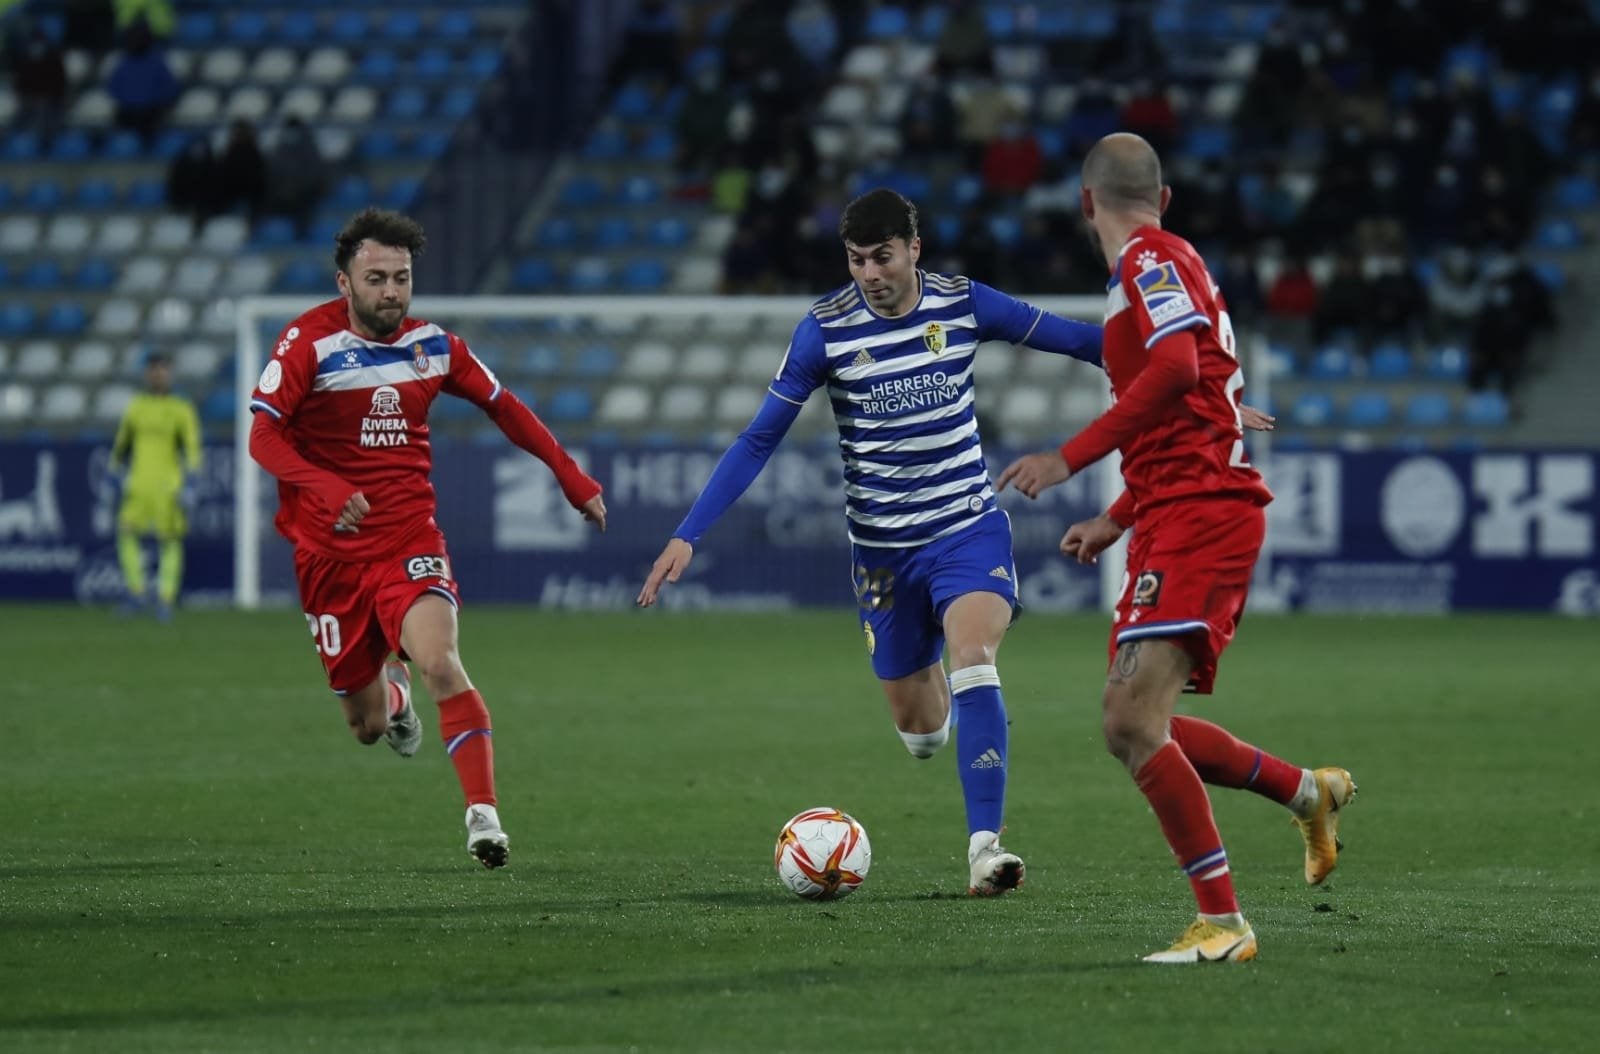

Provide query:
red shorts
left=293, top=527, right=461, bottom=695
left=1108, top=499, right=1266, bottom=695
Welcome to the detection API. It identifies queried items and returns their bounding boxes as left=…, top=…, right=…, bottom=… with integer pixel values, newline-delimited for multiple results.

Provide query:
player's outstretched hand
left=1060, top=514, right=1125, bottom=565
left=334, top=491, right=369, bottom=533
left=1240, top=404, right=1276, bottom=431
left=996, top=450, right=1072, bottom=499
left=637, top=538, right=693, bottom=608
left=580, top=493, right=607, bottom=532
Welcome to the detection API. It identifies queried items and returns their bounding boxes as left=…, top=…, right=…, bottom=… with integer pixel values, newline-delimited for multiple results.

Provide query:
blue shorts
left=851, top=511, right=1018, bottom=680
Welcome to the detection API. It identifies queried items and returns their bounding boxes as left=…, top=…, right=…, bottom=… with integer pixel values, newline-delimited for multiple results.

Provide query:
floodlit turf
left=3, top=604, right=1596, bottom=1052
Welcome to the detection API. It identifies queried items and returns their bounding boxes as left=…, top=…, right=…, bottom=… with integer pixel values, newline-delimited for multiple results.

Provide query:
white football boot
left=967, top=830, right=1025, bottom=895
left=466, top=803, right=510, bottom=869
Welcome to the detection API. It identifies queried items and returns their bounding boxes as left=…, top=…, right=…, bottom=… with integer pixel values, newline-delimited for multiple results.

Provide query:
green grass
left=3, top=605, right=1596, bottom=1052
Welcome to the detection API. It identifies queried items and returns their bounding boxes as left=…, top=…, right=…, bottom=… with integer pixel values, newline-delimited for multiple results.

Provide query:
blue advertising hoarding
left=1, top=441, right=1595, bottom=615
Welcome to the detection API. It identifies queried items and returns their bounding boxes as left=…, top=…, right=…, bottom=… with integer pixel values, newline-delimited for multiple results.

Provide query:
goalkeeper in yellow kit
left=110, top=353, right=201, bottom=620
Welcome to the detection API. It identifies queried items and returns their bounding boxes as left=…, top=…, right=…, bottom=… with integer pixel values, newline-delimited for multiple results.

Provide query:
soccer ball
left=773, top=807, right=872, bottom=900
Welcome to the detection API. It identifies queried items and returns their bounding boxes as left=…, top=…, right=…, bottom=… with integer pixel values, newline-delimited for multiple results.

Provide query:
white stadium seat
left=222, top=257, right=274, bottom=296
left=16, top=341, right=63, bottom=379
left=92, top=299, right=142, bottom=338
left=68, top=89, right=114, bottom=127
left=45, top=214, right=92, bottom=254
left=117, top=255, right=169, bottom=295
left=38, top=383, right=88, bottom=423
left=596, top=385, right=651, bottom=425
left=621, top=342, right=677, bottom=380
left=249, top=48, right=299, bottom=85
left=277, top=86, right=325, bottom=123
left=0, top=384, right=36, bottom=423
left=66, top=342, right=117, bottom=380
left=96, top=215, right=147, bottom=255
left=146, top=298, right=195, bottom=337
left=0, top=216, right=41, bottom=254
left=198, top=298, right=237, bottom=337
left=329, top=86, right=377, bottom=123
left=658, top=385, right=709, bottom=423
left=172, top=86, right=221, bottom=126
left=821, top=84, right=869, bottom=123
left=92, top=384, right=136, bottom=422
left=680, top=344, right=734, bottom=380
left=64, top=50, right=93, bottom=86
left=224, top=86, right=273, bottom=123
left=714, top=384, right=763, bottom=424
left=671, top=256, right=722, bottom=294
left=174, top=341, right=222, bottom=380
left=999, top=387, right=1053, bottom=427
left=841, top=46, right=891, bottom=81
left=172, top=258, right=222, bottom=299
left=736, top=345, right=784, bottom=382
left=198, top=216, right=249, bottom=255
left=164, top=49, right=195, bottom=81
left=148, top=214, right=194, bottom=252
left=199, top=48, right=247, bottom=85
left=302, top=47, right=353, bottom=86
left=0, top=88, right=15, bottom=127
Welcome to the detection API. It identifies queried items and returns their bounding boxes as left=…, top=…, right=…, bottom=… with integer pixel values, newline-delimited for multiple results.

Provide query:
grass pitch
left=2, top=605, right=1595, bottom=1052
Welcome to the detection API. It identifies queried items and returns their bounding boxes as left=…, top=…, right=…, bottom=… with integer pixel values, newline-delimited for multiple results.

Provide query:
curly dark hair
left=838, top=188, right=919, bottom=247
left=333, top=208, right=427, bottom=272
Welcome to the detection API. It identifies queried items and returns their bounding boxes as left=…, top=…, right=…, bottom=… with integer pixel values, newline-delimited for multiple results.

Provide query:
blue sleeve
left=969, top=279, right=1104, bottom=368
left=768, top=314, right=828, bottom=404
left=672, top=390, right=804, bottom=545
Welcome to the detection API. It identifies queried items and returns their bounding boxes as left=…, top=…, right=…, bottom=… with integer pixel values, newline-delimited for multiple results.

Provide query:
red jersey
left=249, top=299, right=508, bottom=560
left=1062, top=226, right=1272, bottom=516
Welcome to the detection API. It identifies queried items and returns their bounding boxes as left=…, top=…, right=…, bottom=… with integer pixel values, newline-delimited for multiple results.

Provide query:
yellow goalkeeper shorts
left=118, top=487, right=186, bottom=539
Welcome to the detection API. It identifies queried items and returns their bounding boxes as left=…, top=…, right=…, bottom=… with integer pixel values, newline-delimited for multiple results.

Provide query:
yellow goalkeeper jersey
left=112, top=392, right=201, bottom=491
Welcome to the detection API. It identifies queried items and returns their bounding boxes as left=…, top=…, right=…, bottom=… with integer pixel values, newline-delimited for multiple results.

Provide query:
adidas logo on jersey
left=852, top=348, right=875, bottom=368
left=970, top=748, right=1004, bottom=770
left=988, top=566, right=1011, bottom=581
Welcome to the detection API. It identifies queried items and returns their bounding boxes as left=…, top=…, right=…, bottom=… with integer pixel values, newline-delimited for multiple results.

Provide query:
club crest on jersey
left=923, top=321, right=945, bottom=355
left=412, top=342, right=431, bottom=375
left=1133, top=261, right=1198, bottom=328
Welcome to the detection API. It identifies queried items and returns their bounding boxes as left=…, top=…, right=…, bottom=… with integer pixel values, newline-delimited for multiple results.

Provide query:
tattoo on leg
left=1108, top=641, right=1141, bottom=684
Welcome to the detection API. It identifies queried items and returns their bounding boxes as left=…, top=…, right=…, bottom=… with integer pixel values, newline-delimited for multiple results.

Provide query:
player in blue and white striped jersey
left=637, top=188, right=1104, bottom=894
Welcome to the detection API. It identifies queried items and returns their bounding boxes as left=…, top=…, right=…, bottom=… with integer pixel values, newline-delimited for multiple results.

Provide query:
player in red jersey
left=998, top=135, right=1356, bottom=962
left=248, top=209, right=607, bottom=868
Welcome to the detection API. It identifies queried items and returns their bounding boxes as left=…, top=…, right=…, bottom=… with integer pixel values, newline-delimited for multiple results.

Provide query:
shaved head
left=1082, top=133, right=1163, bottom=211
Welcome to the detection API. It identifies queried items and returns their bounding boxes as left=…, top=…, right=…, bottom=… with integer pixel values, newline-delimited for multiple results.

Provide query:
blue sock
left=952, top=664, right=1006, bottom=836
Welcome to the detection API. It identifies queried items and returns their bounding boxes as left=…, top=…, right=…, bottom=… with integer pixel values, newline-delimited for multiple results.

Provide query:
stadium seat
left=253, top=217, right=299, bottom=249
left=2, top=131, right=41, bottom=162
left=201, top=388, right=237, bottom=425
left=659, top=385, right=710, bottom=423
left=1462, top=390, right=1511, bottom=427
left=1368, top=343, right=1413, bottom=380
left=987, top=215, right=1022, bottom=246
left=175, top=12, right=218, bottom=46
left=568, top=257, right=613, bottom=294
left=612, top=83, right=657, bottom=121
left=1345, top=391, right=1393, bottom=428
left=359, top=130, right=400, bottom=160
left=385, top=88, right=429, bottom=121
left=330, top=12, right=368, bottom=42
left=91, top=299, right=141, bottom=338
left=279, top=12, right=318, bottom=45
left=124, top=178, right=164, bottom=207
left=199, top=49, right=247, bottom=86
left=174, top=342, right=222, bottom=381
left=436, top=11, right=477, bottom=39
left=383, top=177, right=422, bottom=210
left=45, top=302, right=88, bottom=336
left=1555, top=174, right=1600, bottom=210
left=617, top=175, right=662, bottom=206
left=46, top=215, right=92, bottom=254
left=1535, top=218, right=1582, bottom=250
left=16, top=341, right=63, bottom=378
left=415, top=49, right=454, bottom=81
left=547, top=387, right=595, bottom=423
left=622, top=342, right=677, bottom=380
left=1309, top=345, right=1356, bottom=380
left=146, top=298, right=195, bottom=338
left=199, top=216, right=249, bottom=255
left=984, top=5, right=1017, bottom=38
left=331, top=174, right=371, bottom=210
left=303, top=48, right=353, bottom=86
left=172, top=87, right=222, bottom=126
left=510, top=258, right=557, bottom=292
left=74, top=179, right=117, bottom=209
left=638, top=127, right=677, bottom=162
left=275, top=258, right=324, bottom=293
left=148, top=215, right=194, bottom=252
left=224, top=87, right=274, bottom=123
left=714, top=384, right=763, bottom=424
left=1290, top=391, right=1336, bottom=427
left=277, top=86, right=324, bottom=122
left=0, top=381, right=35, bottom=424
left=575, top=344, right=620, bottom=378
left=383, top=12, right=423, bottom=40
left=622, top=259, right=669, bottom=292
left=100, top=129, right=143, bottom=160
left=0, top=216, right=41, bottom=254
left=1404, top=391, right=1454, bottom=428
left=66, top=342, right=115, bottom=380
left=1424, top=345, right=1468, bottom=381
left=21, top=260, right=63, bottom=291
left=584, top=126, right=629, bottom=161
left=95, top=215, right=146, bottom=255
left=227, top=11, right=268, bottom=44
left=535, top=217, right=578, bottom=250
left=74, top=258, right=117, bottom=291
left=464, top=48, right=502, bottom=81
left=412, top=131, right=451, bottom=160
left=681, top=345, right=734, bottom=380
left=595, top=217, right=636, bottom=249
left=0, top=302, right=35, bottom=338
left=648, top=217, right=691, bottom=249
left=92, top=384, right=136, bottom=422
left=38, top=382, right=88, bottom=424
left=597, top=385, right=651, bottom=425
left=68, top=89, right=114, bottom=128
left=173, top=259, right=222, bottom=299
left=866, top=5, right=911, bottom=38
left=518, top=345, right=562, bottom=377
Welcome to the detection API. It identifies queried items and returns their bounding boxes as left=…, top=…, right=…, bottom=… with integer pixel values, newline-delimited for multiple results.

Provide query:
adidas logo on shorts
left=988, top=566, right=1011, bottom=581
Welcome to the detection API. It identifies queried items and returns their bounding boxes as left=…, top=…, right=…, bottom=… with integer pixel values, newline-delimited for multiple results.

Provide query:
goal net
left=234, top=295, right=1272, bottom=613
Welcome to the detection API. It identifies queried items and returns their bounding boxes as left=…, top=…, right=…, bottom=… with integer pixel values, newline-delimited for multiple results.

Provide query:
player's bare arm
left=995, top=450, right=1072, bottom=499
left=637, top=538, right=693, bottom=607
left=1060, top=514, right=1125, bottom=565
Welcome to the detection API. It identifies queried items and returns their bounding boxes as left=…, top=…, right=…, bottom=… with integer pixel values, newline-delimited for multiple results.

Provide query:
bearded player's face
left=338, top=241, right=412, bottom=339
left=846, top=236, right=921, bottom=318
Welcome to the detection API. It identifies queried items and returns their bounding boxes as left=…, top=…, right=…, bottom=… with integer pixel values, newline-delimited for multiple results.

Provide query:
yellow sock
left=118, top=533, right=146, bottom=596
left=157, top=538, right=184, bottom=605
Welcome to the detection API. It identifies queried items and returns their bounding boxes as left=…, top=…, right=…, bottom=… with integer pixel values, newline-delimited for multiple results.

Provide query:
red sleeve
left=248, top=413, right=355, bottom=522
left=249, top=322, right=316, bottom=420
left=1059, top=328, right=1201, bottom=473
left=1107, top=489, right=1137, bottom=528
left=442, top=334, right=504, bottom=407
left=485, top=391, right=602, bottom=508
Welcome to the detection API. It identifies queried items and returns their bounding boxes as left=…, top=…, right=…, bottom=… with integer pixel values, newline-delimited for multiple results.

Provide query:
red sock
left=1169, top=715, right=1302, bottom=805
left=438, top=689, right=496, bottom=807
left=1134, top=741, right=1239, bottom=916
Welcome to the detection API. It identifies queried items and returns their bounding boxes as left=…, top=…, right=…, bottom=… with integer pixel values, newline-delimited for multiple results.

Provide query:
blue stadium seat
left=386, top=88, right=429, bottom=121
left=595, top=217, right=635, bottom=249
left=436, top=11, right=476, bottom=39
left=521, top=345, right=563, bottom=376
left=1077, top=8, right=1117, bottom=38
left=126, top=179, right=163, bottom=210
left=101, top=130, right=143, bottom=161
left=176, top=13, right=218, bottom=46
left=1033, top=9, right=1075, bottom=38
left=75, top=179, right=117, bottom=209
left=685, top=46, right=721, bottom=77
left=575, top=344, right=619, bottom=377
left=201, top=388, right=237, bottom=425
left=1184, top=125, right=1234, bottom=161
left=613, top=83, right=656, bottom=121
left=951, top=173, right=983, bottom=206
left=383, top=177, right=422, bottom=209
left=275, top=258, right=325, bottom=293
left=279, top=12, right=317, bottom=44
left=415, top=49, right=454, bottom=81
left=535, top=217, right=578, bottom=250
left=1290, top=392, right=1335, bottom=428
left=584, top=127, right=629, bottom=161
left=465, top=48, right=502, bottom=81
left=1368, top=343, right=1413, bottom=380
left=988, top=215, right=1022, bottom=246
left=915, top=7, right=946, bottom=39
left=617, top=175, right=662, bottom=206
left=1555, top=174, right=1599, bottom=210
left=866, top=6, right=911, bottom=39
left=1535, top=218, right=1581, bottom=250
left=3, top=131, right=42, bottom=162
left=1309, top=345, right=1356, bottom=380
left=547, top=387, right=595, bottom=423
left=621, top=258, right=669, bottom=292
left=24, top=179, right=64, bottom=210
left=933, top=214, right=962, bottom=246
left=638, top=127, right=677, bottom=162
left=1264, top=344, right=1298, bottom=379
left=22, top=260, right=63, bottom=290
left=647, top=216, right=690, bottom=249
left=75, top=258, right=117, bottom=291
left=984, top=5, right=1017, bottom=38
left=1533, top=260, right=1566, bottom=291
left=153, top=129, right=189, bottom=161
left=46, top=302, right=88, bottom=336
left=358, top=50, right=400, bottom=82
left=1345, top=392, right=1393, bottom=428
left=361, top=131, right=401, bottom=160
left=253, top=217, right=300, bottom=248
left=568, top=257, right=613, bottom=293
left=331, top=175, right=371, bottom=210
left=330, top=12, right=367, bottom=42
left=1441, top=43, right=1492, bottom=85
left=1404, top=391, right=1454, bottom=428
left=510, top=258, right=557, bottom=292
left=1462, top=390, right=1510, bottom=428
left=383, top=12, right=423, bottom=40
left=1036, top=127, right=1066, bottom=159
left=1424, top=345, right=1468, bottom=381
left=228, top=12, right=268, bottom=43
left=412, top=131, right=451, bottom=159
left=0, top=302, right=35, bottom=337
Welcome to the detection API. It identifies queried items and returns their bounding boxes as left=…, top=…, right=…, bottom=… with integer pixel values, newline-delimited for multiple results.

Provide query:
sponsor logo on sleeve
left=1133, top=261, right=1198, bottom=327
left=258, top=360, right=282, bottom=394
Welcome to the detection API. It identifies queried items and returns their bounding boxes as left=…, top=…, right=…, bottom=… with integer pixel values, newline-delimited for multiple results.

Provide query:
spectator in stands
left=710, top=146, right=751, bottom=215
left=1567, top=70, right=1600, bottom=157
left=63, top=0, right=116, bottom=54
left=1240, top=162, right=1300, bottom=242
left=1266, top=255, right=1319, bottom=340
left=1427, top=247, right=1485, bottom=345
left=956, top=77, right=1013, bottom=167
left=1087, top=9, right=1167, bottom=80
left=166, top=134, right=220, bottom=229
left=720, top=219, right=779, bottom=294
left=980, top=112, right=1042, bottom=198
left=216, top=119, right=267, bottom=223
left=1022, top=160, right=1077, bottom=216
left=265, top=116, right=326, bottom=237
left=675, top=64, right=733, bottom=175
left=11, top=24, right=67, bottom=138
left=786, top=0, right=838, bottom=72
left=900, top=72, right=959, bottom=160
left=722, top=0, right=788, bottom=86
left=1470, top=165, right=1531, bottom=247
left=1120, top=80, right=1178, bottom=157
left=1313, top=252, right=1366, bottom=347
left=1062, top=81, right=1120, bottom=157
left=106, top=20, right=179, bottom=143
left=1216, top=251, right=1265, bottom=323
left=1470, top=253, right=1554, bottom=394
left=1366, top=252, right=1425, bottom=345
left=114, top=0, right=174, bottom=40
left=936, top=0, right=993, bottom=76
left=608, top=0, right=680, bottom=90
left=1235, top=21, right=1308, bottom=148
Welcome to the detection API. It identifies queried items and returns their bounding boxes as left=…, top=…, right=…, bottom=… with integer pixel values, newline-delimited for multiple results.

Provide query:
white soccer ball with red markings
left=774, top=808, right=872, bottom=900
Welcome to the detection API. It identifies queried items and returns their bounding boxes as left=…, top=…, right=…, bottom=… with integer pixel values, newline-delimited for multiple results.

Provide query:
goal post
left=234, top=294, right=1269, bottom=613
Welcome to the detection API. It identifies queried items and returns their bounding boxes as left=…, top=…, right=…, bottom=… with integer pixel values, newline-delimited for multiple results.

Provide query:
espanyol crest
left=923, top=322, right=945, bottom=354
left=412, top=342, right=431, bottom=374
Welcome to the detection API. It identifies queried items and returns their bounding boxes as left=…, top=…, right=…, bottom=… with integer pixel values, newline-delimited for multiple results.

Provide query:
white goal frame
left=234, top=295, right=1269, bottom=611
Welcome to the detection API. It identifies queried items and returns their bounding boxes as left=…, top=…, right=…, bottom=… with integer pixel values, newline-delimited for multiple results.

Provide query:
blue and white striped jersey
left=770, top=272, right=1093, bottom=547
